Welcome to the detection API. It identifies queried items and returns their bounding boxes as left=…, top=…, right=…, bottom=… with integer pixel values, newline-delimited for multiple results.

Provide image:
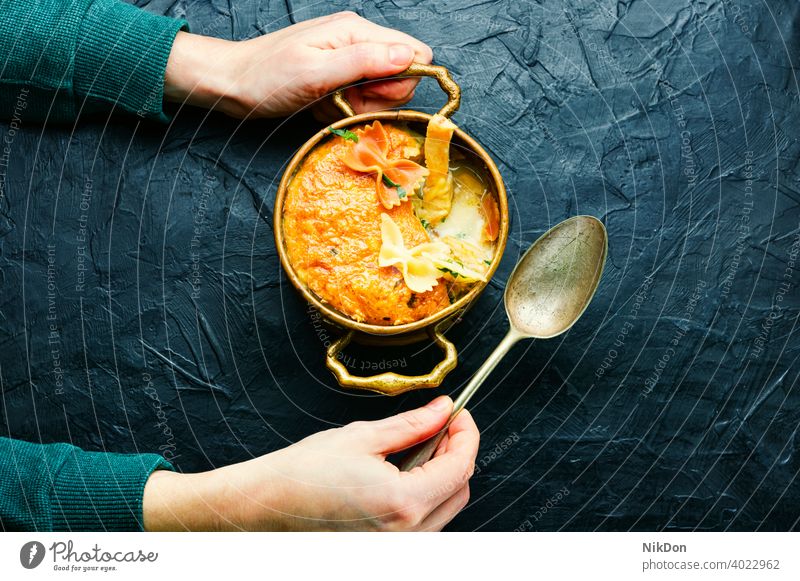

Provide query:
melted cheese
left=430, top=164, right=494, bottom=278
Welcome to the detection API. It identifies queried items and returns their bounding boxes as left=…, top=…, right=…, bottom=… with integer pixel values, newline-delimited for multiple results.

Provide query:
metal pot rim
left=273, top=109, right=510, bottom=336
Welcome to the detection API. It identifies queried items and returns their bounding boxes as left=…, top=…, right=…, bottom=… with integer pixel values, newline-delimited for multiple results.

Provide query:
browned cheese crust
left=283, top=123, right=451, bottom=325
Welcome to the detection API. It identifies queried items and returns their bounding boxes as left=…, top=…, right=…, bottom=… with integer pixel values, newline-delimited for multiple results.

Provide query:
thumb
left=361, top=396, right=453, bottom=455
left=323, top=42, right=415, bottom=87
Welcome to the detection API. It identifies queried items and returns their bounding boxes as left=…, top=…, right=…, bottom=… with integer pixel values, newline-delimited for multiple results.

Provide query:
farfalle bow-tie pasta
left=342, top=121, right=429, bottom=209
left=379, top=214, right=488, bottom=293
left=378, top=213, right=450, bottom=293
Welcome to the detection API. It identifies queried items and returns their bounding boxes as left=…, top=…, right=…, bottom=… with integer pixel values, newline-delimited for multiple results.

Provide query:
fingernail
left=426, top=396, right=451, bottom=412
left=389, top=44, right=413, bottom=66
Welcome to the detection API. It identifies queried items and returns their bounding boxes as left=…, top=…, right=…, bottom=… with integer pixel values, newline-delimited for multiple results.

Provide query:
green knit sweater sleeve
left=0, top=437, right=174, bottom=531
left=0, top=0, right=188, bottom=122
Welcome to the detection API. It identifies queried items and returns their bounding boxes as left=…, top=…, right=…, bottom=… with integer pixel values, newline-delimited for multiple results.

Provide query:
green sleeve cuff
left=50, top=448, right=174, bottom=532
left=73, top=0, right=189, bottom=122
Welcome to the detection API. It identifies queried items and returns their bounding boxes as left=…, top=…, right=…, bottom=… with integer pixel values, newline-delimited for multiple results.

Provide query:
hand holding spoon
left=400, top=215, right=608, bottom=471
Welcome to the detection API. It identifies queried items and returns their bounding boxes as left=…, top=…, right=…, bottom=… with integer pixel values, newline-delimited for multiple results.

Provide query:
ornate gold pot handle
left=332, top=62, right=461, bottom=119
left=325, top=325, right=458, bottom=396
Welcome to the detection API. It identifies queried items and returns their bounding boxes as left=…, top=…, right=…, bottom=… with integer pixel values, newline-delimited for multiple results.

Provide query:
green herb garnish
left=328, top=127, right=359, bottom=142
left=382, top=174, right=407, bottom=199
left=439, top=266, right=462, bottom=279
left=420, top=218, right=430, bottom=229
left=483, top=259, right=492, bottom=266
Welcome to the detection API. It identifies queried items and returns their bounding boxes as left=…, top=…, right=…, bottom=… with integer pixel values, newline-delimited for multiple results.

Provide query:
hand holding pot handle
left=332, top=62, right=461, bottom=118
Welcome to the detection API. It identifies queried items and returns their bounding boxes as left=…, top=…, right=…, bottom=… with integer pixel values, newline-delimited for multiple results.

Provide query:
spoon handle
left=400, top=328, right=522, bottom=471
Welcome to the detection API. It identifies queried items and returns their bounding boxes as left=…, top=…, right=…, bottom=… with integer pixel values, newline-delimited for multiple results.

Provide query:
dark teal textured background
left=1, top=0, right=799, bottom=530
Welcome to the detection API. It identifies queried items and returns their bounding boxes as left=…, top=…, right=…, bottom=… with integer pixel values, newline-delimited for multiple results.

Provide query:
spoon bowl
left=506, top=215, right=607, bottom=338
left=400, top=215, right=608, bottom=470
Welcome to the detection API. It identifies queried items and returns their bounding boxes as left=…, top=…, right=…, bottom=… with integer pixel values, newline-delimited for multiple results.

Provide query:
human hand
left=143, top=396, right=479, bottom=531
left=164, top=11, right=433, bottom=121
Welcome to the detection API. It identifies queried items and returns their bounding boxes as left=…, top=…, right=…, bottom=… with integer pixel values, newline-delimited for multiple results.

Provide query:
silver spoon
left=401, top=215, right=608, bottom=470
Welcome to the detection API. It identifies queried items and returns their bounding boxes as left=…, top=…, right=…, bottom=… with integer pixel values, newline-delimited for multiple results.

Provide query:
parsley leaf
left=328, top=127, right=359, bottom=142
left=420, top=218, right=430, bottom=229
left=382, top=174, right=407, bottom=199
left=438, top=266, right=462, bottom=279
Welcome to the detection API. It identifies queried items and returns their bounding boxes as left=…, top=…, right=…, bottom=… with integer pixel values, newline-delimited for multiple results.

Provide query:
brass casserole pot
left=274, top=64, right=509, bottom=396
